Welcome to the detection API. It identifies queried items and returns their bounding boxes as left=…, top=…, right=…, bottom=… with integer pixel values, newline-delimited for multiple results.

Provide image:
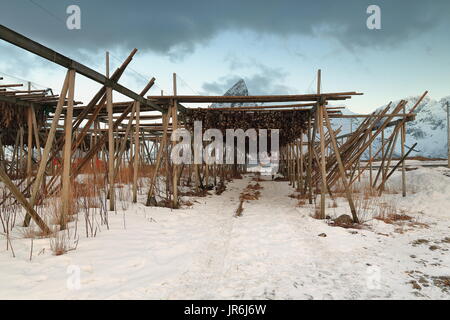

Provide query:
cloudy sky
left=0, top=0, right=449, bottom=112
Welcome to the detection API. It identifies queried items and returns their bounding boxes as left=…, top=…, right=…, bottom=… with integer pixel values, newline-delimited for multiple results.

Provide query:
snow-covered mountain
left=210, top=79, right=259, bottom=108
left=334, top=96, right=449, bottom=159
left=396, top=96, right=448, bottom=158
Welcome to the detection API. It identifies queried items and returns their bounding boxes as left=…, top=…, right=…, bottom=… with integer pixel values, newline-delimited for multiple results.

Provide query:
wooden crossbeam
left=0, top=24, right=165, bottom=112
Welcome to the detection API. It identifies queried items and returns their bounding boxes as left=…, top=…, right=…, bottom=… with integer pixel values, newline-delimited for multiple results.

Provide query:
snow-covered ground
left=0, top=166, right=450, bottom=299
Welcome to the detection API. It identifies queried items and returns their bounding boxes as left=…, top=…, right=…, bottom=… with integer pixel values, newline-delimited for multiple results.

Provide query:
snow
left=1, top=166, right=450, bottom=299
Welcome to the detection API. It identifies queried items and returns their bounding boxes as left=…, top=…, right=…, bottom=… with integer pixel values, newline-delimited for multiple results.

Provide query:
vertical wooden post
left=11, top=131, right=19, bottom=176
left=369, top=130, right=373, bottom=187
left=0, top=135, right=5, bottom=172
left=317, top=69, right=327, bottom=219
left=293, top=144, right=297, bottom=189
left=172, top=73, right=179, bottom=207
left=106, top=52, right=115, bottom=211
left=146, top=112, right=169, bottom=205
left=31, top=106, right=41, bottom=161
left=194, top=163, right=200, bottom=192
left=25, top=82, right=32, bottom=184
left=299, top=134, right=304, bottom=194
left=19, top=126, right=24, bottom=178
left=61, top=69, right=76, bottom=229
left=318, top=105, right=327, bottom=219
left=287, top=144, right=292, bottom=185
left=447, top=102, right=450, bottom=169
left=132, top=101, right=141, bottom=203
left=205, top=164, right=210, bottom=188
left=401, top=104, right=406, bottom=197
left=296, top=139, right=301, bottom=192
left=26, top=108, right=33, bottom=186
left=307, top=115, right=313, bottom=204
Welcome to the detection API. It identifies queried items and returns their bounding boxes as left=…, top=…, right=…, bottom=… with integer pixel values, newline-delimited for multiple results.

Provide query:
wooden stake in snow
left=61, top=69, right=76, bottom=229
left=401, top=104, right=406, bottom=197
left=106, top=52, right=115, bottom=211
left=172, top=73, right=179, bottom=207
left=447, top=102, right=450, bottom=169
left=132, top=101, right=141, bottom=203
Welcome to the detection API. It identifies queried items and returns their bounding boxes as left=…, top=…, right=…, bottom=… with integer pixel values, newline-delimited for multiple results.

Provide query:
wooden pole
left=60, top=69, right=76, bottom=229
left=31, top=106, right=41, bottom=161
left=26, top=108, right=33, bottom=186
left=401, top=104, right=406, bottom=197
left=132, top=101, right=141, bottom=203
left=307, top=115, right=313, bottom=204
left=447, top=102, right=450, bottom=169
left=114, top=105, right=137, bottom=180
left=172, top=73, right=179, bottom=207
left=146, top=112, right=170, bottom=205
left=299, top=134, right=304, bottom=194
left=0, top=135, right=5, bottom=172
left=317, top=70, right=327, bottom=219
left=318, top=104, right=327, bottom=219
left=106, top=52, right=115, bottom=211
left=369, top=130, right=373, bottom=186
left=19, top=126, right=24, bottom=178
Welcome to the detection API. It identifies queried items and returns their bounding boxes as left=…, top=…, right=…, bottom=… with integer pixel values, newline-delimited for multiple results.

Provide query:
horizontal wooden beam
left=0, top=83, right=23, bottom=88
left=329, top=113, right=416, bottom=119
left=147, top=92, right=362, bottom=104
left=0, top=25, right=165, bottom=113
left=0, top=93, right=38, bottom=107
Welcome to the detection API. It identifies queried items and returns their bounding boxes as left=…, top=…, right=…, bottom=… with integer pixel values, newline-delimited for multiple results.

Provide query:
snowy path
left=1, top=169, right=450, bottom=299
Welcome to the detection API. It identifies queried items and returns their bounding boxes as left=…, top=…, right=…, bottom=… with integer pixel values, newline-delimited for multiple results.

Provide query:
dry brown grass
left=240, top=183, right=263, bottom=201
left=50, top=231, right=78, bottom=256
left=374, top=201, right=410, bottom=224
left=115, top=166, right=134, bottom=184
left=235, top=182, right=264, bottom=215
left=235, top=200, right=244, bottom=217
left=77, top=159, right=106, bottom=175
left=181, top=200, right=195, bottom=207
left=354, top=193, right=378, bottom=223
left=240, top=191, right=261, bottom=201
left=297, top=200, right=306, bottom=206
left=233, top=173, right=243, bottom=179
left=246, top=183, right=263, bottom=191
left=328, top=200, right=338, bottom=208
left=180, top=189, right=211, bottom=197
left=72, top=180, right=100, bottom=198
left=140, top=164, right=156, bottom=178
left=18, top=226, right=49, bottom=239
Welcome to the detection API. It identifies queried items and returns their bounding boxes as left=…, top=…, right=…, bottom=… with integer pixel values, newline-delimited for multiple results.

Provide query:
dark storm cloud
left=1, top=0, right=449, bottom=59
